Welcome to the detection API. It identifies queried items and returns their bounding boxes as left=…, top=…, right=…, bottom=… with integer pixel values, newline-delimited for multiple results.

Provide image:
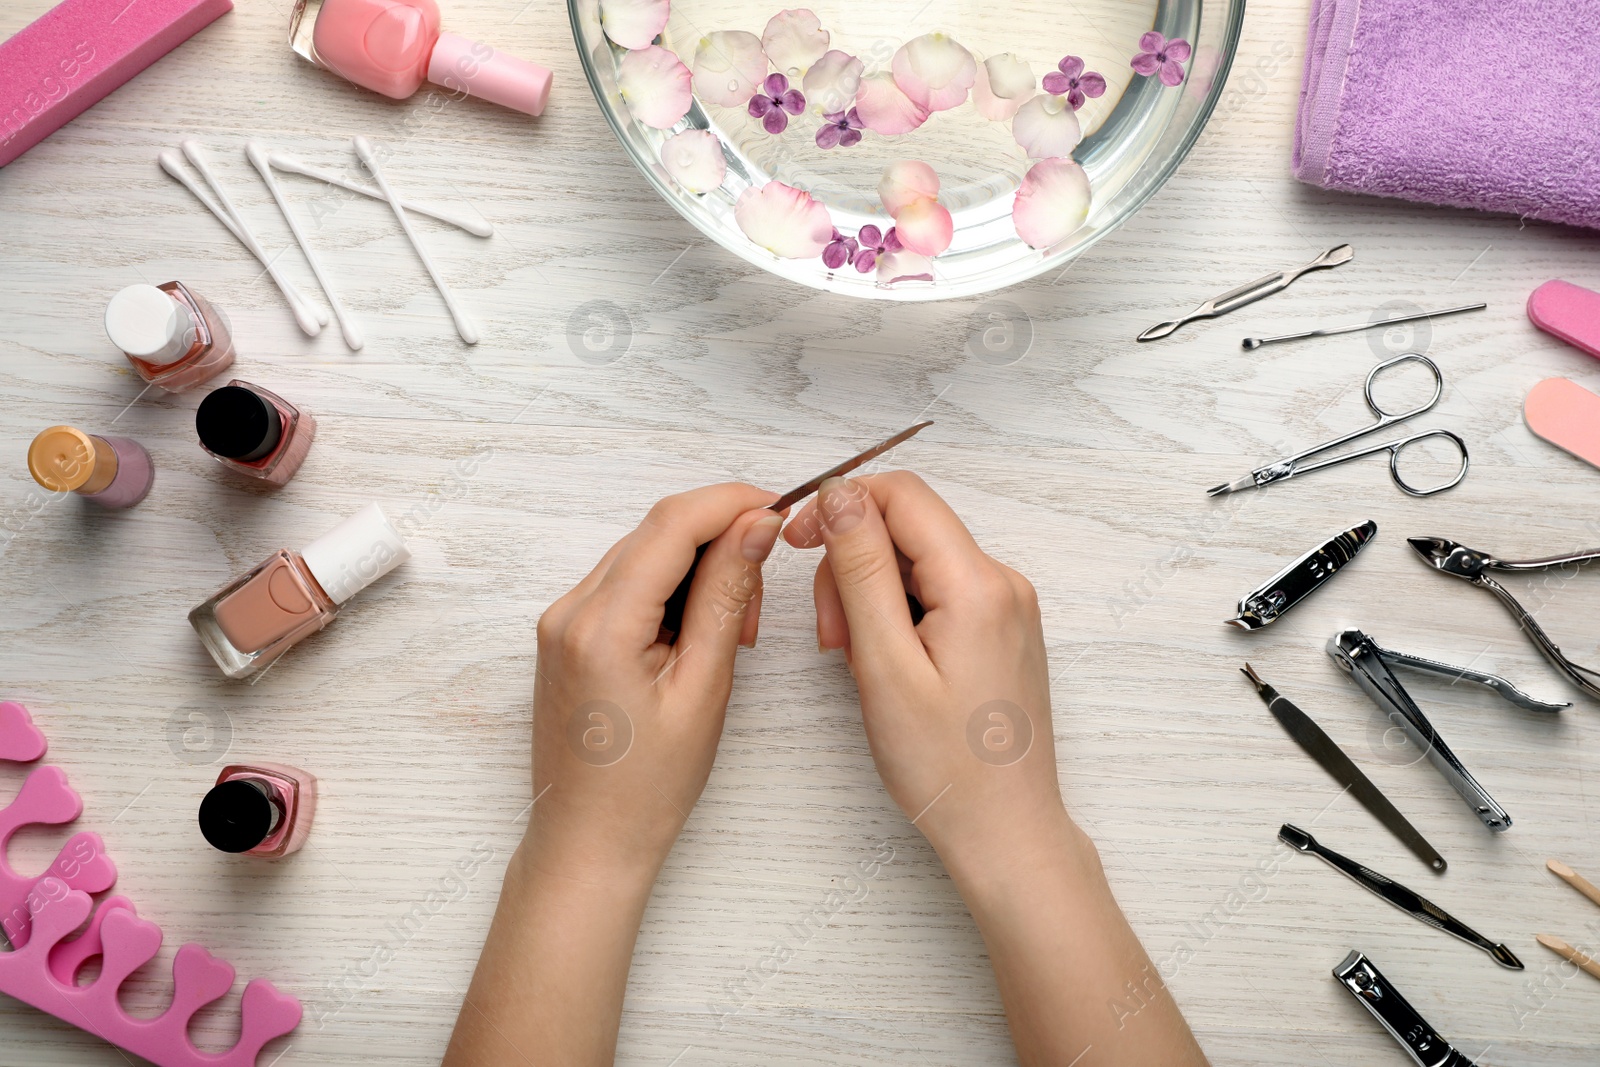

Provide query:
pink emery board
left=0, top=0, right=233, bottom=168
left=1528, top=280, right=1600, bottom=359
left=1526, top=378, right=1600, bottom=471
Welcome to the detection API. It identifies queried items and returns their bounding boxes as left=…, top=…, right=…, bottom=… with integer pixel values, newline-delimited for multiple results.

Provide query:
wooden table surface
left=3, top=0, right=1599, bottom=1064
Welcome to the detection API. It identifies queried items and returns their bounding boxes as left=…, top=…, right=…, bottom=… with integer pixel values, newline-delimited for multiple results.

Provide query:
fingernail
left=741, top=514, right=783, bottom=563
left=819, top=477, right=865, bottom=534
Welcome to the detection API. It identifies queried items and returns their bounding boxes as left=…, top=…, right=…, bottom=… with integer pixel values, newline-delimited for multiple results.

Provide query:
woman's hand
left=444, top=483, right=782, bottom=1067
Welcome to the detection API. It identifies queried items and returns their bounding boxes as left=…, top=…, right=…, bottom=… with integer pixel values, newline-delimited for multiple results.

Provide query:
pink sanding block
left=0, top=0, right=232, bottom=168
left=1528, top=280, right=1600, bottom=360
left=1526, top=378, right=1600, bottom=472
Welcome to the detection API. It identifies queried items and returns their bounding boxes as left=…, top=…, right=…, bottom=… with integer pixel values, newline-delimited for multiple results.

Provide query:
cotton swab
left=352, top=136, right=479, bottom=345
left=159, top=146, right=325, bottom=337
left=265, top=151, right=493, bottom=238
left=246, top=140, right=363, bottom=351
left=178, top=140, right=330, bottom=335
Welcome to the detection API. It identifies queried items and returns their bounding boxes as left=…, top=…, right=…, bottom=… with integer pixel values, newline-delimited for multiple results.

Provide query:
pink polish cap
left=0, top=0, right=233, bottom=169
left=428, top=32, right=551, bottom=116
left=1527, top=279, right=1600, bottom=360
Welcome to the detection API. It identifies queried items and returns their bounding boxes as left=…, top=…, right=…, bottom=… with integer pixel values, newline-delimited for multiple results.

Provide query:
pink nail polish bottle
left=288, top=0, right=552, bottom=115
left=27, top=425, right=155, bottom=509
left=104, top=281, right=235, bottom=392
left=195, top=380, right=316, bottom=485
left=199, top=762, right=317, bottom=857
left=189, top=502, right=411, bottom=678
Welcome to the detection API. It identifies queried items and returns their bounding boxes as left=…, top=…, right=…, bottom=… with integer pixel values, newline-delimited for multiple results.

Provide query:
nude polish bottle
left=198, top=762, right=317, bottom=857
left=195, top=381, right=316, bottom=485
left=104, top=282, right=235, bottom=393
left=27, top=425, right=155, bottom=509
left=189, top=502, right=410, bottom=679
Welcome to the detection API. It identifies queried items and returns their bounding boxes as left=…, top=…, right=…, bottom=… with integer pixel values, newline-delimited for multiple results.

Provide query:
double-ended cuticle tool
left=1138, top=244, right=1353, bottom=341
left=656, top=421, right=933, bottom=645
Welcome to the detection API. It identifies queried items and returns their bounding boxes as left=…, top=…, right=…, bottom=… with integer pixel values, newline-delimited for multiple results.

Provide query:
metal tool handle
left=1472, top=573, right=1600, bottom=699
left=1333, top=952, right=1471, bottom=1067
left=1208, top=244, right=1354, bottom=317
left=1282, top=428, right=1468, bottom=496
left=1375, top=644, right=1567, bottom=712
left=1481, top=548, right=1600, bottom=571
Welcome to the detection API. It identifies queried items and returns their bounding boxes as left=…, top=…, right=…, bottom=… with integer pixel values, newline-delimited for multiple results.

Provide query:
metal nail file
left=1283, top=825, right=1521, bottom=969
left=1242, top=665, right=1444, bottom=871
left=1333, top=951, right=1476, bottom=1067
left=1228, top=520, right=1376, bottom=630
left=1137, top=244, right=1353, bottom=341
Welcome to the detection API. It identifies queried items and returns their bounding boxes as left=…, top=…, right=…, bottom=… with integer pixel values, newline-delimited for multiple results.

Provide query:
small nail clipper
left=1228, top=520, right=1375, bottom=630
left=1333, top=952, right=1475, bottom=1066
left=1137, top=244, right=1353, bottom=341
left=1327, top=629, right=1569, bottom=832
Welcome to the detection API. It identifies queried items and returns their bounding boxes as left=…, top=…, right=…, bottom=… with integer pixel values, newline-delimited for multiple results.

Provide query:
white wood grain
left=2, top=0, right=1599, bottom=1064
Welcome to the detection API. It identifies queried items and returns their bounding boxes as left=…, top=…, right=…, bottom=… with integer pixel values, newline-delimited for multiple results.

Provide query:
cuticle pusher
left=1137, top=244, right=1353, bottom=342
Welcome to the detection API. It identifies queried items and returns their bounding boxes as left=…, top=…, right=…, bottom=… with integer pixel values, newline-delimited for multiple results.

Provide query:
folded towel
left=1293, top=0, right=1600, bottom=230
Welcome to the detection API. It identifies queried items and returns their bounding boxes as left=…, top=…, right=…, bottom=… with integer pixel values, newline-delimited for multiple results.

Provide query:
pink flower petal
left=876, top=249, right=934, bottom=285
left=660, top=129, right=726, bottom=193
left=971, top=53, right=1034, bottom=121
left=762, top=9, right=829, bottom=77
left=1130, top=52, right=1161, bottom=77
left=1011, top=93, right=1081, bottom=158
left=693, top=30, right=768, bottom=107
left=893, top=197, right=953, bottom=256
left=1138, top=30, right=1166, bottom=53
left=1159, top=59, right=1185, bottom=86
left=1041, top=71, right=1070, bottom=96
left=1012, top=157, right=1090, bottom=249
left=803, top=49, right=863, bottom=114
left=1164, top=39, right=1192, bottom=62
left=619, top=46, right=693, bottom=129
left=734, top=181, right=834, bottom=259
left=855, top=72, right=930, bottom=135
left=762, top=107, right=789, bottom=134
left=1058, top=55, right=1085, bottom=79
left=599, top=0, right=669, bottom=50
left=1079, top=72, right=1106, bottom=98
left=815, top=122, right=843, bottom=149
left=878, top=160, right=940, bottom=216
left=890, top=33, right=976, bottom=112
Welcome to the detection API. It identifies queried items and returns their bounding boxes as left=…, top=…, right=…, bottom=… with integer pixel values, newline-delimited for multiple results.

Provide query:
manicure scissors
left=1208, top=353, right=1468, bottom=498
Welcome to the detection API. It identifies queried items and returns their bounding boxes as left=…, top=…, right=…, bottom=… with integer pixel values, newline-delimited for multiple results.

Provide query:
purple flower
left=1130, top=31, right=1190, bottom=87
left=1041, top=55, right=1106, bottom=110
left=822, top=227, right=859, bottom=269
left=816, top=108, right=865, bottom=149
left=850, top=224, right=901, bottom=273
left=748, top=72, right=805, bottom=134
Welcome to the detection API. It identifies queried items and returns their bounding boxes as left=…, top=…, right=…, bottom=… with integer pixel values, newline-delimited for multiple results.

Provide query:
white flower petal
left=876, top=249, right=935, bottom=285
left=761, top=9, right=828, bottom=78
left=692, top=30, right=768, bottom=107
left=1012, top=93, right=1081, bottom=158
left=971, top=53, right=1034, bottom=121
left=878, top=160, right=940, bottom=216
left=890, top=32, right=976, bottom=112
left=1012, top=158, right=1091, bottom=249
left=855, top=72, right=929, bottom=135
left=893, top=198, right=952, bottom=256
left=802, top=49, right=863, bottom=114
left=600, top=0, right=669, bottom=50
left=734, top=181, right=834, bottom=259
left=660, top=130, right=726, bottom=194
left=619, top=45, right=693, bottom=129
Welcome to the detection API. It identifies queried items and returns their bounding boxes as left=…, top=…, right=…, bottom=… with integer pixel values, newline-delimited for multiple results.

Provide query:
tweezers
left=1409, top=536, right=1600, bottom=701
left=1137, top=244, right=1353, bottom=341
left=1327, top=629, right=1568, bottom=831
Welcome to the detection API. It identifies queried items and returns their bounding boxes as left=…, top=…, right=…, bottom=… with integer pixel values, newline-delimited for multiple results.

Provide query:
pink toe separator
left=1528, top=279, right=1600, bottom=360
left=0, top=701, right=302, bottom=1065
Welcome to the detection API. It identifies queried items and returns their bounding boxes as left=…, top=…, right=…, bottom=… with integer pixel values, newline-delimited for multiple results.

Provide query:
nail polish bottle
left=198, top=762, right=317, bottom=857
left=189, top=502, right=410, bottom=679
left=104, top=281, right=235, bottom=392
left=195, top=381, right=317, bottom=486
left=27, top=425, right=155, bottom=509
left=288, top=0, right=552, bottom=115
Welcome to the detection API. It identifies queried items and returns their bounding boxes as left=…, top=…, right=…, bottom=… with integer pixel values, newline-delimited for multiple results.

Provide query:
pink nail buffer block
left=1525, top=378, right=1600, bottom=473
left=1527, top=280, right=1600, bottom=360
left=0, top=0, right=232, bottom=169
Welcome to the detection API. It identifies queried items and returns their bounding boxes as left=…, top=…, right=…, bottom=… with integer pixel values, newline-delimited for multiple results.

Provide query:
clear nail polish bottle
left=27, top=425, right=155, bottom=509
left=195, top=381, right=316, bottom=486
left=104, top=282, right=235, bottom=393
left=189, top=502, right=410, bottom=678
left=198, top=762, right=317, bottom=857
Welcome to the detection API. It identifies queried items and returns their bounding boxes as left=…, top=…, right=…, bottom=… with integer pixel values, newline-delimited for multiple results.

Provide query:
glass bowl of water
left=569, top=0, right=1243, bottom=300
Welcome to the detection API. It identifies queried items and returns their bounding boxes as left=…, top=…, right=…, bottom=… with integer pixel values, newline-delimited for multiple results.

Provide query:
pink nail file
left=1528, top=280, right=1600, bottom=360
left=1525, top=378, right=1600, bottom=472
left=0, top=0, right=233, bottom=169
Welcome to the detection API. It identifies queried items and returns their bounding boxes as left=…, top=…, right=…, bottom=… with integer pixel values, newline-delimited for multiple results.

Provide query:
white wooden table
left=3, top=0, right=1599, bottom=1063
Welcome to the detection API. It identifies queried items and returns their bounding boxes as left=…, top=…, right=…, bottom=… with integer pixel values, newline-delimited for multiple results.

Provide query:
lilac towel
left=1293, top=0, right=1600, bottom=230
